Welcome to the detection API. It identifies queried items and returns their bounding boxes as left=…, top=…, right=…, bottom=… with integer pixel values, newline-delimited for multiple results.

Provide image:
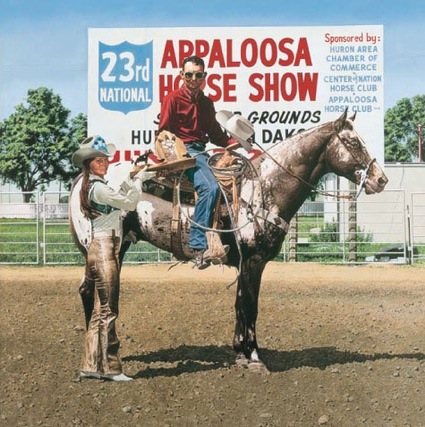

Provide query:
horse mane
left=277, top=118, right=335, bottom=147
left=251, top=118, right=336, bottom=172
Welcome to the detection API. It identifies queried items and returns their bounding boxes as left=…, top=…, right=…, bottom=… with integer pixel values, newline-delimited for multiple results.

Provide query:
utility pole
left=418, top=124, right=423, bottom=163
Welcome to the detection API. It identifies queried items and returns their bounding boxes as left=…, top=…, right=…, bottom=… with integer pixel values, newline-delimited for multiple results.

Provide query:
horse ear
left=334, top=107, right=348, bottom=132
left=349, top=111, right=357, bottom=122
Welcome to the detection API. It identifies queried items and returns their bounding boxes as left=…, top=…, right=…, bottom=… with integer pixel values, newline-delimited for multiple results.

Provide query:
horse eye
left=347, top=138, right=359, bottom=147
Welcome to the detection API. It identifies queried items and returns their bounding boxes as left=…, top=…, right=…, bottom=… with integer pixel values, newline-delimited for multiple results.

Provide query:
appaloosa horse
left=69, top=109, right=388, bottom=372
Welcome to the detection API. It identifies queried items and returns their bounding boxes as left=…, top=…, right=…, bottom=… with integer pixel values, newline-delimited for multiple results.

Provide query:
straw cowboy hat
left=216, top=111, right=255, bottom=151
left=72, top=135, right=116, bottom=168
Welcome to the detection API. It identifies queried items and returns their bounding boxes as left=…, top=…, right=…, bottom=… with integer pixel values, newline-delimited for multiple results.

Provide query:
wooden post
left=288, top=215, right=298, bottom=263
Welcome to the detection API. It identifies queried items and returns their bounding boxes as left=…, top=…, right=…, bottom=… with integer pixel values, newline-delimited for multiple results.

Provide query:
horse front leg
left=233, top=258, right=269, bottom=374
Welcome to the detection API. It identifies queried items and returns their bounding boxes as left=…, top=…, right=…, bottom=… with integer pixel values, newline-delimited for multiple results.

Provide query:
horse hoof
left=235, top=354, right=249, bottom=368
left=235, top=353, right=270, bottom=374
left=248, top=361, right=270, bottom=375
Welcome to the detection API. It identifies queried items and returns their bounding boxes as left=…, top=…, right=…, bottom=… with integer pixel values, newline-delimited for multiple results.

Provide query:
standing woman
left=72, top=135, right=154, bottom=381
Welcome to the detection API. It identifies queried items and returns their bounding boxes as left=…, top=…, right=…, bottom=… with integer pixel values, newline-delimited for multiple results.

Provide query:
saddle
left=132, top=130, right=244, bottom=260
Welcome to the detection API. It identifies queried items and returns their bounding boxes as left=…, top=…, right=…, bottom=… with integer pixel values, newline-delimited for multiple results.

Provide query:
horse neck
left=256, top=123, right=334, bottom=222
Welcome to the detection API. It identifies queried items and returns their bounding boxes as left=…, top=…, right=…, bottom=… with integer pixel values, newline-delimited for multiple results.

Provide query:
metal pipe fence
left=281, top=189, right=410, bottom=264
left=0, top=192, right=40, bottom=264
left=410, top=192, right=425, bottom=264
left=1, top=189, right=424, bottom=265
left=40, top=192, right=172, bottom=265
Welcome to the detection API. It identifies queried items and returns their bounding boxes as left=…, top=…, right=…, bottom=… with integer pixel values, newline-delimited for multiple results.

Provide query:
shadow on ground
left=123, top=345, right=425, bottom=379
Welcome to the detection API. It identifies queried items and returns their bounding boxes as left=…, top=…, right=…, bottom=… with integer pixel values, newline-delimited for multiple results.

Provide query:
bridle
left=253, top=120, right=376, bottom=201
left=331, top=122, right=377, bottom=199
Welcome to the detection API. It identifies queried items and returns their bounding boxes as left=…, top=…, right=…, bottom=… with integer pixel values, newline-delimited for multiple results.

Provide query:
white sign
left=88, top=25, right=384, bottom=163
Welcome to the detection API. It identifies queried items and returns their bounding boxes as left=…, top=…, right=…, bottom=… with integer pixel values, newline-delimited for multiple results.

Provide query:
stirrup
left=195, top=245, right=229, bottom=269
left=192, top=251, right=212, bottom=270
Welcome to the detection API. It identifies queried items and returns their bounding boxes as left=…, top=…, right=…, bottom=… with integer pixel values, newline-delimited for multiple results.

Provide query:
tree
left=59, top=113, right=87, bottom=190
left=384, top=95, right=425, bottom=162
left=0, top=87, right=85, bottom=201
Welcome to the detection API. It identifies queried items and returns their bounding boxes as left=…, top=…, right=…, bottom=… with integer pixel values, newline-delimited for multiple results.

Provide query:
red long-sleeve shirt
left=158, top=85, right=235, bottom=148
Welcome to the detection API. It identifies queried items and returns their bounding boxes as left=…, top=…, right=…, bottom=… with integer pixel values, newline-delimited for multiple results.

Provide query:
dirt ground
left=1, top=262, right=424, bottom=427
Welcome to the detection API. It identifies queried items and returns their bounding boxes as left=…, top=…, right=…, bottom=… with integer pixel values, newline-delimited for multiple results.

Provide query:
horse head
left=325, top=109, right=388, bottom=195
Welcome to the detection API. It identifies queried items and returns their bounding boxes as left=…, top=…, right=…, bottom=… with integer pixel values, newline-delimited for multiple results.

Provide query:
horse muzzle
left=363, top=173, right=388, bottom=194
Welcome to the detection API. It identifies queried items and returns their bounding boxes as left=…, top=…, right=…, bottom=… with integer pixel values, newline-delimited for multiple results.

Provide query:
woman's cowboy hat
left=216, top=111, right=255, bottom=151
left=72, top=135, right=116, bottom=167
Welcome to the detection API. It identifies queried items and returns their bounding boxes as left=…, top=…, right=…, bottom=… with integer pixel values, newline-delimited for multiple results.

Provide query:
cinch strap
left=255, top=207, right=290, bottom=234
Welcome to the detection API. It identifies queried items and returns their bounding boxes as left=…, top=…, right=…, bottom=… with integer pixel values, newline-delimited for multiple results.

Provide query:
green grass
left=0, top=218, right=40, bottom=263
left=283, top=215, right=425, bottom=264
left=0, top=218, right=172, bottom=265
left=1, top=217, right=424, bottom=265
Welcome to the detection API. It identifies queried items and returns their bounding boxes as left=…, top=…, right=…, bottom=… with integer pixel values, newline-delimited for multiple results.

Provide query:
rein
left=253, top=140, right=353, bottom=200
left=253, top=122, right=375, bottom=201
left=332, top=122, right=377, bottom=199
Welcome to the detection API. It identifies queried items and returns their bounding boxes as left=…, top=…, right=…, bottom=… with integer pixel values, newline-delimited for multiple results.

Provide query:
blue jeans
left=185, top=142, right=220, bottom=250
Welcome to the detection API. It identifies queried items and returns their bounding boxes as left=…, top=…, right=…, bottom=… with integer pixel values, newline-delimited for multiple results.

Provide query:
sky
left=1, top=0, right=424, bottom=121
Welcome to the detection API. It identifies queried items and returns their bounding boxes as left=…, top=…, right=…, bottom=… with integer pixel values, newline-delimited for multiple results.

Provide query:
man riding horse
left=70, top=92, right=388, bottom=373
left=158, top=55, right=254, bottom=269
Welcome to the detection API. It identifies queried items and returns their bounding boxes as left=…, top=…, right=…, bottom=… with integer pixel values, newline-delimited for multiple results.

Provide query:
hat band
left=91, top=136, right=109, bottom=154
